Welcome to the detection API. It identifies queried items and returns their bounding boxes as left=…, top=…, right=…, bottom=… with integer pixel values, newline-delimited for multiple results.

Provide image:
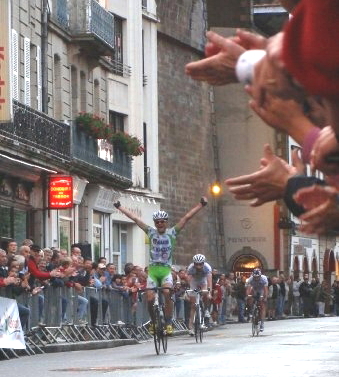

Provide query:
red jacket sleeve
left=27, top=258, right=52, bottom=280
left=282, top=0, right=339, bottom=97
left=0, top=278, right=6, bottom=287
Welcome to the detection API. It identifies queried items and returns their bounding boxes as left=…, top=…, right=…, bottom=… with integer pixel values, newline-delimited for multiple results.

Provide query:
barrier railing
left=0, top=285, right=188, bottom=358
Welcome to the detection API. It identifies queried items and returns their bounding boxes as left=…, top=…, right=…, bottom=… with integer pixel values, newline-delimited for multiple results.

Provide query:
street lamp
left=211, top=182, right=222, bottom=197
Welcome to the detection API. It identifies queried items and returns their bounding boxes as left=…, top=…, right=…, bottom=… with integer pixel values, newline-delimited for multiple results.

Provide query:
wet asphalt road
left=2, top=316, right=339, bottom=377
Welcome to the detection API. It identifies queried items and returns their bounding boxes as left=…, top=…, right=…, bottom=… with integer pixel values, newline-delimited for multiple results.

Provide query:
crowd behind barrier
left=0, top=240, right=338, bottom=360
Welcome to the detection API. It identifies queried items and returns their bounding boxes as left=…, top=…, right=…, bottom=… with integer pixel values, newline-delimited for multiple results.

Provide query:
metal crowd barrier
left=0, top=285, right=188, bottom=358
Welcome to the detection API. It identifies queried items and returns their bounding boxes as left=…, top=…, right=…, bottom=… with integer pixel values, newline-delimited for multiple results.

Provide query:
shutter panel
left=11, top=29, right=19, bottom=101
left=36, top=45, right=42, bottom=111
left=24, top=37, right=31, bottom=106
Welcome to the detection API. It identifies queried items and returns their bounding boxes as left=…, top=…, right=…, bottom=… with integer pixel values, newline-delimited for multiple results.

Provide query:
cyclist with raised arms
left=246, top=268, right=268, bottom=332
left=186, top=253, right=212, bottom=335
left=114, top=197, right=208, bottom=335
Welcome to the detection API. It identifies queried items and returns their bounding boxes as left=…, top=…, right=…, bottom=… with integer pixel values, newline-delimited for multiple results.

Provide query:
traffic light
left=210, top=182, right=222, bottom=196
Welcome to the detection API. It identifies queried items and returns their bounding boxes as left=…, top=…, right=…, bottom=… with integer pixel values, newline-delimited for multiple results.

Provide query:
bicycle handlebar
left=185, top=289, right=210, bottom=294
left=138, top=287, right=174, bottom=292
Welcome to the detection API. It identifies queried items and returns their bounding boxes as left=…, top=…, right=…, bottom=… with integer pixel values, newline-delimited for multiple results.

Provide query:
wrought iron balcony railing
left=0, top=100, right=71, bottom=163
left=51, top=0, right=115, bottom=55
left=105, top=58, right=132, bottom=77
left=70, top=0, right=114, bottom=53
left=72, top=127, right=132, bottom=186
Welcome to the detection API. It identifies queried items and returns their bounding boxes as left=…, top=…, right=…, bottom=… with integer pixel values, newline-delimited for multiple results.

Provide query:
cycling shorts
left=188, top=278, right=208, bottom=295
left=147, top=265, right=173, bottom=288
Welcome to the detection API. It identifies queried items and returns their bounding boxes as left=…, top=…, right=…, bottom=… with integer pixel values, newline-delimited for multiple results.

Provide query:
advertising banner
left=0, top=297, right=26, bottom=349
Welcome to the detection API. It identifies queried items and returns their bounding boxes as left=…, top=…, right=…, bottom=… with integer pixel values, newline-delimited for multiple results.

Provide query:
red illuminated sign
left=48, top=176, right=73, bottom=209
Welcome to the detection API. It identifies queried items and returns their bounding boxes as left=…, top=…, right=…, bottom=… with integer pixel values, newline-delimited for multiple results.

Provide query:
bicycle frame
left=248, top=295, right=262, bottom=337
left=139, top=287, right=172, bottom=355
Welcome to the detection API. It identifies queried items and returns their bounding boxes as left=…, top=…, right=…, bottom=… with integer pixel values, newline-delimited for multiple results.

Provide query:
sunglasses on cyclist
left=154, top=220, right=167, bottom=224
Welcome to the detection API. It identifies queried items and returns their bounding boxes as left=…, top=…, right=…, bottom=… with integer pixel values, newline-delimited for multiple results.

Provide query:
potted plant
left=75, top=112, right=113, bottom=140
left=111, top=131, right=144, bottom=157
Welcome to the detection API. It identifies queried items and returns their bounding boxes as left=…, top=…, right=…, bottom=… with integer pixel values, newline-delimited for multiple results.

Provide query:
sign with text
left=48, top=176, right=73, bottom=209
left=0, top=297, right=25, bottom=349
left=0, top=0, right=12, bottom=122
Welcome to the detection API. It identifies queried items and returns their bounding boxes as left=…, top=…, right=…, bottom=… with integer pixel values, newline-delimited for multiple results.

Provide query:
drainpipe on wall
left=41, top=0, right=50, bottom=247
left=41, top=0, right=49, bottom=113
left=210, top=88, right=226, bottom=270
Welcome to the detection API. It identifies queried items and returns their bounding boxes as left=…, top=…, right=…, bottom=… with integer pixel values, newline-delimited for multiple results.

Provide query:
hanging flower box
left=111, top=132, right=144, bottom=157
left=75, top=112, right=114, bottom=140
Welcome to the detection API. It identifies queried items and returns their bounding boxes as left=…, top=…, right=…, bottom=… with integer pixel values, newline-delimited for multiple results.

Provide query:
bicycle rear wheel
left=153, top=309, right=161, bottom=355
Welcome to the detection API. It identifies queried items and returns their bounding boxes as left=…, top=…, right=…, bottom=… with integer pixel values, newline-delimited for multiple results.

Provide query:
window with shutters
left=11, top=30, right=19, bottom=101
left=30, top=44, right=37, bottom=109
left=24, top=37, right=31, bottom=106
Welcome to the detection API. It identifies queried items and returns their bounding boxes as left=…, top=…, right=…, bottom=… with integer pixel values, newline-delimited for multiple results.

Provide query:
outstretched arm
left=225, top=144, right=302, bottom=207
left=175, top=197, right=208, bottom=232
left=114, top=201, right=148, bottom=232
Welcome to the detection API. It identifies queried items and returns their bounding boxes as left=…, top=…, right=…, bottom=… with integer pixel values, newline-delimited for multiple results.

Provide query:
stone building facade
left=155, top=0, right=220, bottom=268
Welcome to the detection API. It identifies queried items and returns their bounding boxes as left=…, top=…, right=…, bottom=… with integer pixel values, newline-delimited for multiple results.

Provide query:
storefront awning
left=0, top=153, right=58, bottom=181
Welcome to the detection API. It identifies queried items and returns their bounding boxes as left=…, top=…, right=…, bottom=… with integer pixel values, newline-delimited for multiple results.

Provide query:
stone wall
left=156, top=1, right=219, bottom=268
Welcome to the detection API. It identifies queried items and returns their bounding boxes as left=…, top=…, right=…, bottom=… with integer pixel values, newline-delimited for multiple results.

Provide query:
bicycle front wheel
left=153, top=309, right=161, bottom=355
left=194, top=305, right=202, bottom=343
left=251, top=306, right=259, bottom=337
left=161, top=320, right=168, bottom=353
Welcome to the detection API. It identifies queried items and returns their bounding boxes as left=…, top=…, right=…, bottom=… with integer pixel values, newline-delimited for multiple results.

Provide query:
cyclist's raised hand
left=113, top=201, right=121, bottom=209
left=200, top=197, right=208, bottom=206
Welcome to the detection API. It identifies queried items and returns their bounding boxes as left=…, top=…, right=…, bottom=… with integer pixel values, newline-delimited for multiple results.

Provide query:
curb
left=43, top=338, right=138, bottom=353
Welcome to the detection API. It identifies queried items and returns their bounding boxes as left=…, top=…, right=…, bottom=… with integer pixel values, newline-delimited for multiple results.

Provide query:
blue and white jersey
left=246, top=275, right=268, bottom=292
left=187, top=262, right=212, bottom=280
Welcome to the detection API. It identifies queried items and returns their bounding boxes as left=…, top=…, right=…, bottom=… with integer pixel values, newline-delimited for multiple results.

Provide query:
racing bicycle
left=139, top=287, right=172, bottom=355
left=186, top=288, right=209, bottom=343
left=249, top=294, right=262, bottom=337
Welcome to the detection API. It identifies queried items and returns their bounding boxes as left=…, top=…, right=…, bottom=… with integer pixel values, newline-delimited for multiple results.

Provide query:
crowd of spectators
left=1, top=238, right=338, bottom=333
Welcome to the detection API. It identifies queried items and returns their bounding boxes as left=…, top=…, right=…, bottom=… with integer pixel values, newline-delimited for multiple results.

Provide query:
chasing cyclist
left=186, top=253, right=212, bottom=335
left=113, top=197, right=208, bottom=335
left=246, top=268, right=268, bottom=332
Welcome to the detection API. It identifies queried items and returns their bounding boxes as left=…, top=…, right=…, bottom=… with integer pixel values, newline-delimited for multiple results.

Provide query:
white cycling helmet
left=252, top=268, right=262, bottom=277
left=153, top=210, right=169, bottom=221
left=193, top=254, right=206, bottom=263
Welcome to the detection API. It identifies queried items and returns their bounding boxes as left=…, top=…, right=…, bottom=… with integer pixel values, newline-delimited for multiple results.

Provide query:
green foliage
left=111, top=131, right=144, bottom=156
left=75, top=112, right=114, bottom=140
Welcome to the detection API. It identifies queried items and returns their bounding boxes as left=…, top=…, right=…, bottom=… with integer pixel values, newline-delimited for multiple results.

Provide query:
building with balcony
left=0, top=0, right=160, bottom=271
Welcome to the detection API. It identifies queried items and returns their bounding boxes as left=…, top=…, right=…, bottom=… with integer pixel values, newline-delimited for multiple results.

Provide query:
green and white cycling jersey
left=145, top=226, right=179, bottom=266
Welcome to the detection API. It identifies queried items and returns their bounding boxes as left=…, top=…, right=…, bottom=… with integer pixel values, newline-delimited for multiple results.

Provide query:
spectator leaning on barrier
left=0, top=248, right=31, bottom=331
left=27, top=245, right=62, bottom=281
left=104, top=263, right=117, bottom=289
left=111, top=274, right=129, bottom=298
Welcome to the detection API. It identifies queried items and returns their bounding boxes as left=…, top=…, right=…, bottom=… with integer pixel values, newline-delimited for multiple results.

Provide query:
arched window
left=71, top=65, right=78, bottom=119
left=303, top=257, right=309, bottom=274
left=54, top=54, right=62, bottom=120
left=233, top=255, right=262, bottom=276
left=80, top=70, right=87, bottom=112
left=93, top=79, right=100, bottom=115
